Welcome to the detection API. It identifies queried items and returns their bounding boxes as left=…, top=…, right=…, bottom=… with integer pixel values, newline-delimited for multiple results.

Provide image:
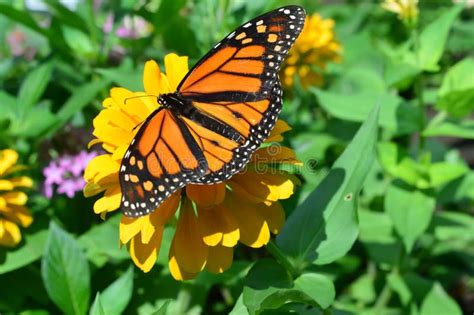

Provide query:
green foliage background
left=0, top=0, right=473, bottom=314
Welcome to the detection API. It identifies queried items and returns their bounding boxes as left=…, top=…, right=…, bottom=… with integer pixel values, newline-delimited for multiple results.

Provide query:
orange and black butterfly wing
left=177, top=5, right=305, bottom=184
left=119, top=109, right=207, bottom=217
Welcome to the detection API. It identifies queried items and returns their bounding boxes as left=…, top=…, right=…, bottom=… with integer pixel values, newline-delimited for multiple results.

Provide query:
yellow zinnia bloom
left=84, top=53, right=301, bottom=280
left=381, top=0, right=419, bottom=24
left=282, top=13, right=341, bottom=89
left=0, top=149, right=33, bottom=247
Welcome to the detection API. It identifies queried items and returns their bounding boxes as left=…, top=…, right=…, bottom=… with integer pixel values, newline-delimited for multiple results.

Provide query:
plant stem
left=374, top=281, right=393, bottom=312
left=266, top=240, right=299, bottom=277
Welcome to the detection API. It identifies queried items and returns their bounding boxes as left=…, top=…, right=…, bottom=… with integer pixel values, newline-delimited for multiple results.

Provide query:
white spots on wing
left=243, top=22, right=252, bottom=28
left=256, top=20, right=264, bottom=25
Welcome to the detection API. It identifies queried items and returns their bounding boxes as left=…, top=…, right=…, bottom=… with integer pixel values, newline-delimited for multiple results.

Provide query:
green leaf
left=0, top=91, right=17, bottom=121
left=41, top=222, right=90, bottom=315
left=150, top=300, right=171, bottom=315
left=428, top=161, right=468, bottom=187
left=95, top=59, right=142, bottom=91
left=358, top=209, right=394, bottom=243
left=44, top=0, right=89, bottom=34
left=349, top=274, right=376, bottom=304
left=277, top=104, right=380, bottom=264
left=89, top=293, right=105, bottom=315
left=0, top=4, right=46, bottom=35
left=17, top=62, right=53, bottom=112
left=438, top=172, right=474, bottom=204
left=377, top=142, right=462, bottom=189
left=78, top=214, right=129, bottom=267
left=294, top=273, right=335, bottom=309
left=62, top=26, right=95, bottom=58
left=10, top=102, right=58, bottom=138
left=229, top=295, right=250, bottom=315
left=0, top=4, right=70, bottom=58
left=431, top=211, right=474, bottom=242
left=51, top=79, right=109, bottom=135
left=384, top=182, right=435, bottom=252
left=423, top=120, right=474, bottom=139
left=436, top=58, right=474, bottom=117
left=0, top=229, right=48, bottom=274
left=387, top=273, right=411, bottom=306
left=420, top=283, right=462, bottom=315
left=242, top=259, right=311, bottom=315
left=312, top=89, right=420, bottom=135
left=101, top=266, right=134, bottom=315
left=418, top=5, right=463, bottom=71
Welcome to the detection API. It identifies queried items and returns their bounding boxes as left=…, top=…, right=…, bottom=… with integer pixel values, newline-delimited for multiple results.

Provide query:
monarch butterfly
left=120, top=6, right=306, bottom=217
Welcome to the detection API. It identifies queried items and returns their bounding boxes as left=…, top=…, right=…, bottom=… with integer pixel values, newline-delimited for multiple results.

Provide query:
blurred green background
left=0, top=0, right=473, bottom=314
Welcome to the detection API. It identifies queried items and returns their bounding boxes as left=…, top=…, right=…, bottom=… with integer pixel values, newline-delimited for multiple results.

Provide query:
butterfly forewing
left=178, top=5, right=305, bottom=101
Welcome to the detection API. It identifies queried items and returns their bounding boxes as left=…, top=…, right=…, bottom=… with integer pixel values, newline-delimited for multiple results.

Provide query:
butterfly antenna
left=124, top=95, right=157, bottom=104
left=133, top=121, right=145, bottom=131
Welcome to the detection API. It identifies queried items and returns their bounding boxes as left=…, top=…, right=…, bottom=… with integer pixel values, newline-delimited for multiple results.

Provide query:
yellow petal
left=205, top=245, right=233, bottom=274
left=129, top=225, right=163, bottom=272
left=0, top=219, right=21, bottom=247
left=10, top=176, right=33, bottom=188
left=149, top=191, right=181, bottom=226
left=0, top=149, right=18, bottom=176
left=120, top=216, right=145, bottom=245
left=228, top=173, right=271, bottom=204
left=164, top=53, right=188, bottom=91
left=251, top=146, right=302, bottom=166
left=169, top=251, right=198, bottom=281
left=197, top=203, right=240, bottom=247
left=186, top=183, right=226, bottom=208
left=0, top=180, right=14, bottom=191
left=0, top=204, right=33, bottom=228
left=84, top=154, right=120, bottom=187
left=93, top=186, right=121, bottom=214
left=266, top=120, right=291, bottom=142
left=226, top=196, right=270, bottom=248
left=170, top=198, right=208, bottom=273
left=197, top=207, right=223, bottom=246
left=141, top=216, right=156, bottom=244
left=230, top=171, right=298, bottom=204
left=83, top=182, right=105, bottom=197
left=1, top=192, right=28, bottom=206
left=260, top=202, right=285, bottom=234
left=260, top=172, right=299, bottom=201
left=143, top=60, right=162, bottom=96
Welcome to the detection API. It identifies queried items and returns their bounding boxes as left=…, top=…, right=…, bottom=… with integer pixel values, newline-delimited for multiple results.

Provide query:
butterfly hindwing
left=189, top=81, right=282, bottom=184
left=120, top=109, right=207, bottom=217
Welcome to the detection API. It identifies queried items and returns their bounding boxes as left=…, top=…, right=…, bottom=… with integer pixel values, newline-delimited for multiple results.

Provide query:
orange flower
left=84, top=54, right=301, bottom=280
left=282, top=13, right=341, bottom=89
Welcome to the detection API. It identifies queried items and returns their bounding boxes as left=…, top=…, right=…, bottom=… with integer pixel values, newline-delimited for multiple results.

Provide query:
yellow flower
left=381, top=0, right=419, bottom=24
left=282, top=13, right=341, bottom=89
left=84, top=53, right=301, bottom=280
left=0, top=149, right=33, bottom=247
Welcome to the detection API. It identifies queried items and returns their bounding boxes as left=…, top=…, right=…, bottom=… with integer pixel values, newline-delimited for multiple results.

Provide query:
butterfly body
left=120, top=5, right=306, bottom=217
